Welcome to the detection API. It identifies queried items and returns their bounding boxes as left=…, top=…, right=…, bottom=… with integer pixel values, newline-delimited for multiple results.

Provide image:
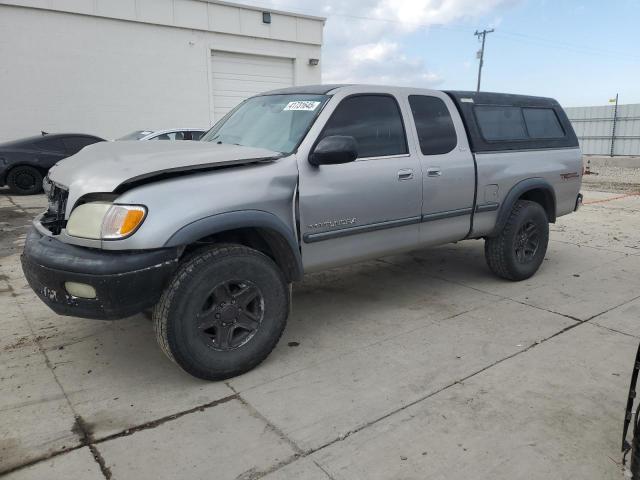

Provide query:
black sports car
left=0, top=132, right=105, bottom=194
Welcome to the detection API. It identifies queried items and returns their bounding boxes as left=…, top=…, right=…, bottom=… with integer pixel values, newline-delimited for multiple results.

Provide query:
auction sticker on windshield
left=284, top=101, right=321, bottom=111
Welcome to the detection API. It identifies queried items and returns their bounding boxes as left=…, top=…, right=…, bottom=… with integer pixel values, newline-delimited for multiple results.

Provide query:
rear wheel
left=484, top=200, right=549, bottom=281
left=7, top=166, right=43, bottom=195
left=153, top=244, right=289, bottom=380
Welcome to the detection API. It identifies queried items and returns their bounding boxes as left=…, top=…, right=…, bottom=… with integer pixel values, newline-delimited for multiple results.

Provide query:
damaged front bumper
left=21, top=227, right=180, bottom=320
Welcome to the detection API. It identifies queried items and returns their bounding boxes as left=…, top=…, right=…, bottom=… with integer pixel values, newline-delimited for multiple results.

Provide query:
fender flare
left=164, top=210, right=303, bottom=281
left=492, top=178, right=556, bottom=236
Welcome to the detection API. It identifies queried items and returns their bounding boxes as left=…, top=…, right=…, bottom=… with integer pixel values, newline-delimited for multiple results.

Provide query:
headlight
left=66, top=203, right=147, bottom=240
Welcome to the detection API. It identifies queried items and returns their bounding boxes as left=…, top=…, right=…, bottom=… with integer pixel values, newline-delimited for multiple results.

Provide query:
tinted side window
left=474, top=106, right=527, bottom=141
left=320, top=95, right=407, bottom=158
left=63, top=136, right=100, bottom=154
left=149, top=133, right=173, bottom=140
left=191, top=131, right=204, bottom=140
left=408, top=95, right=457, bottom=155
left=35, top=138, right=65, bottom=153
left=522, top=108, right=565, bottom=138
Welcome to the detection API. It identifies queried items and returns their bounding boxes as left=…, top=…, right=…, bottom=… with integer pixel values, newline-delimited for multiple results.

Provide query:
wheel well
left=7, top=164, right=47, bottom=177
left=519, top=188, right=556, bottom=223
left=183, top=227, right=301, bottom=282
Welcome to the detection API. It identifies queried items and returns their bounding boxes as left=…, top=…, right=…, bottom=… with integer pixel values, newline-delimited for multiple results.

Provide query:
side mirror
left=309, top=135, right=358, bottom=166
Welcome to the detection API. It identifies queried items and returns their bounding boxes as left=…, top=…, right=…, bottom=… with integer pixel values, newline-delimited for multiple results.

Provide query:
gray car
left=116, top=128, right=207, bottom=141
left=21, top=84, right=583, bottom=380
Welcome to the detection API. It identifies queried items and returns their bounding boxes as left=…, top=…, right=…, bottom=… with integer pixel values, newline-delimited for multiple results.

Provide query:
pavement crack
left=73, top=415, right=112, bottom=479
left=592, top=322, right=640, bottom=339
left=93, top=394, right=239, bottom=445
left=234, top=389, right=304, bottom=456
left=89, top=445, right=112, bottom=480
left=313, top=460, right=338, bottom=480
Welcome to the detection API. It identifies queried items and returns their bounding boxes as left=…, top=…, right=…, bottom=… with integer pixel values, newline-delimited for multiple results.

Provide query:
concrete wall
left=0, top=1, right=323, bottom=141
left=565, top=103, right=640, bottom=156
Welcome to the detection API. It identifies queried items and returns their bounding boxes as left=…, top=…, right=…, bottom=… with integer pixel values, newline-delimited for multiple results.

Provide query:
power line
left=232, top=0, right=640, bottom=63
left=496, top=29, right=640, bottom=60
left=494, top=30, right=640, bottom=62
left=474, top=29, right=494, bottom=92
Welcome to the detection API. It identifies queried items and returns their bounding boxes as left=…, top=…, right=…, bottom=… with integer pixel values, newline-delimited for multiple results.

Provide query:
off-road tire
left=6, top=166, right=43, bottom=195
left=153, top=244, right=289, bottom=380
left=484, top=200, right=549, bottom=281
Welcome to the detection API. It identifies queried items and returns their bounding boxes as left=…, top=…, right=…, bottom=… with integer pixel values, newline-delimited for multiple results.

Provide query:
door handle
left=426, top=168, right=442, bottom=177
left=397, top=169, right=414, bottom=181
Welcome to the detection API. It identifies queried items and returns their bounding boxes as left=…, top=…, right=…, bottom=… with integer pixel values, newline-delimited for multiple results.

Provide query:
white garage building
left=0, top=0, right=324, bottom=142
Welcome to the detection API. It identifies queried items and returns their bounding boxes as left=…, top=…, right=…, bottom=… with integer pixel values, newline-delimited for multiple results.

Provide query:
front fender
left=165, top=209, right=303, bottom=280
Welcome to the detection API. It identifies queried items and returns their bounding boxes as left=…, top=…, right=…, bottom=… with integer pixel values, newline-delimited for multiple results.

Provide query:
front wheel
left=7, top=166, right=43, bottom=195
left=153, top=244, right=289, bottom=380
left=484, top=200, right=549, bottom=281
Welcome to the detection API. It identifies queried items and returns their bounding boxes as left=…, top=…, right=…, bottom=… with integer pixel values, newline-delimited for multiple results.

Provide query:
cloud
left=371, top=0, right=513, bottom=31
left=324, top=41, right=443, bottom=86
left=244, top=0, right=517, bottom=86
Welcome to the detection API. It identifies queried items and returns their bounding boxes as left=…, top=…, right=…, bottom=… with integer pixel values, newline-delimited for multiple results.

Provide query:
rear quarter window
left=522, top=108, right=565, bottom=138
left=474, top=105, right=566, bottom=142
left=474, top=106, right=527, bottom=141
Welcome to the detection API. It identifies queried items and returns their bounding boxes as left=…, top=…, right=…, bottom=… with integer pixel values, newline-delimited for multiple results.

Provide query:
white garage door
left=210, top=51, right=294, bottom=120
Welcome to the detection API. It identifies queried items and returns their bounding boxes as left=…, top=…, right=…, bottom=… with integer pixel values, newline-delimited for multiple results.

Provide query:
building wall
left=0, top=1, right=323, bottom=141
left=565, top=103, right=640, bottom=156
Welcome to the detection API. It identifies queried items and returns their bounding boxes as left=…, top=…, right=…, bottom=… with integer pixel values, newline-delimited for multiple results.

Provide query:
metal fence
left=565, top=103, right=640, bottom=156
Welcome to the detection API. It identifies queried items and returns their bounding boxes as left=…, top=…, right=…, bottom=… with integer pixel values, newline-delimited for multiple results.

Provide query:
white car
left=116, top=128, right=207, bottom=141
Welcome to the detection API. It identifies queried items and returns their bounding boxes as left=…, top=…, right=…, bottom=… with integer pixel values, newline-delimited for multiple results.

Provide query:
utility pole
left=474, top=29, right=494, bottom=92
left=610, top=93, right=619, bottom=157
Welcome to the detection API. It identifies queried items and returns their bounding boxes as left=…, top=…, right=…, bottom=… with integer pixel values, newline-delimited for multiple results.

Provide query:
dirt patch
left=3, top=334, right=52, bottom=352
left=0, top=204, right=32, bottom=258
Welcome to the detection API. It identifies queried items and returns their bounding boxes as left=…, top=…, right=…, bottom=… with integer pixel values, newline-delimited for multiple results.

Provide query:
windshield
left=201, top=94, right=329, bottom=154
left=116, top=130, right=153, bottom=141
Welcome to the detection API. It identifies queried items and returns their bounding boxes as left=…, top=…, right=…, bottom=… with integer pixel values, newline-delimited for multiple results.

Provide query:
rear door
left=403, top=92, right=476, bottom=245
left=297, top=91, right=422, bottom=271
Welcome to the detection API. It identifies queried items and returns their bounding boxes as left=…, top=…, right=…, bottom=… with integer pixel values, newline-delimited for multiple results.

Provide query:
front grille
left=40, top=178, right=68, bottom=235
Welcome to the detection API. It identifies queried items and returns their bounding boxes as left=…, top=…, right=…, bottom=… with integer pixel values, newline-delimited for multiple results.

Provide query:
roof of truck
left=445, top=90, right=561, bottom=107
left=264, top=84, right=350, bottom=95
left=261, top=85, right=578, bottom=153
left=263, top=85, right=561, bottom=106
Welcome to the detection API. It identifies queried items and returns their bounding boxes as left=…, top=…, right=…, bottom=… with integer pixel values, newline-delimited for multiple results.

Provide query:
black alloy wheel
left=514, top=221, right=540, bottom=264
left=197, top=280, right=264, bottom=351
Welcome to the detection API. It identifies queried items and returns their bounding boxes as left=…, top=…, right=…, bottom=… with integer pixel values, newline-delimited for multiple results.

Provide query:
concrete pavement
left=0, top=189, right=638, bottom=479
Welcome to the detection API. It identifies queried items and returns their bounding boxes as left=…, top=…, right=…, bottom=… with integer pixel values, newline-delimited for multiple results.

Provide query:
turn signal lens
left=101, top=205, right=147, bottom=239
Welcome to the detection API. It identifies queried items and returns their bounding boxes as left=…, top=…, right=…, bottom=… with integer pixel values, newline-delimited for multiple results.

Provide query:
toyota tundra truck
left=21, top=85, right=583, bottom=380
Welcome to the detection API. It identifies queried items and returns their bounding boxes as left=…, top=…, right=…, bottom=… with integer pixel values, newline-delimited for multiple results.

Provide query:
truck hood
left=47, top=141, right=281, bottom=212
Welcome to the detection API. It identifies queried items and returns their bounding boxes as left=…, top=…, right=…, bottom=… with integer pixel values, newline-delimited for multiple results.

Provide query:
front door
left=297, top=93, right=422, bottom=272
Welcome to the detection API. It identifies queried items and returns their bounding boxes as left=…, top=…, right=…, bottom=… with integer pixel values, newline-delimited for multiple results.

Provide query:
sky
left=240, top=0, right=640, bottom=107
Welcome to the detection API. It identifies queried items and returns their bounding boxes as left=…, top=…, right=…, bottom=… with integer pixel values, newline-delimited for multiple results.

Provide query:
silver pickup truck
left=21, top=84, right=583, bottom=380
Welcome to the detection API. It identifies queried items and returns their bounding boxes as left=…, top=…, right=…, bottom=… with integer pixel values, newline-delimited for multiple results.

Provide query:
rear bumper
left=21, top=228, right=180, bottom=320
